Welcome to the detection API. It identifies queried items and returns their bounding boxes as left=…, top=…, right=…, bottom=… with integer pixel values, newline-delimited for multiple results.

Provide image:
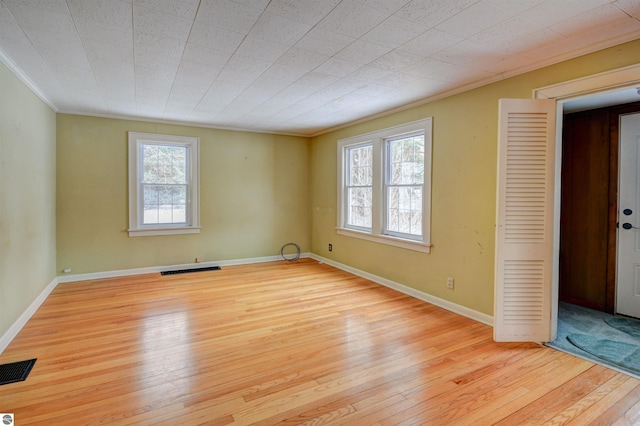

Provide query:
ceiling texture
left=1, top=0, right=640, bottom=137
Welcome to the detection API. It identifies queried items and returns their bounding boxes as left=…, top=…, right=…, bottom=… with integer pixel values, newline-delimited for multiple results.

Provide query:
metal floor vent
left=161, top=266, right=221, bottom=276
left=0, top=358, right=36, bottom=386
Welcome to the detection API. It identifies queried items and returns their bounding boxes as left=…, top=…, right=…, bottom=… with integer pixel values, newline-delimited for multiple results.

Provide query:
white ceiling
left=1, top=0, right=640, bottom=137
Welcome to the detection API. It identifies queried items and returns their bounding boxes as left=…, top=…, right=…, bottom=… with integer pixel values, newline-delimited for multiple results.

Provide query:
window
left=385, top=132, right=425, bottom=239
left=128, top=132, right=200, bottom=237
left=345, top=143, right=373, bottom=231
left=337, top=118, right=432, bottom=252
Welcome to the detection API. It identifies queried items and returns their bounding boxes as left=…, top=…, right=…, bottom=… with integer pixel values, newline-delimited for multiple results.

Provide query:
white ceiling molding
left=534, top=63, right=640, bottom=101
left=534, top=62, right=640, bottom=113
left=0, top=46, right=57, bottom=112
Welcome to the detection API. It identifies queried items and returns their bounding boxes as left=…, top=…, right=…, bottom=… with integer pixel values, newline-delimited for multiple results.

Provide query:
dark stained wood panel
left=560, top=108, right=612, bottom=311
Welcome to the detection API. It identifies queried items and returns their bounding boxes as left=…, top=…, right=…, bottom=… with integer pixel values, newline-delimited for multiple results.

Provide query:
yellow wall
left=56, top=115, right=309, bottom=274
left=0, top=62, right=56, bottom=338
left=4, top=35, right=640, bottom=342
left=310, top=39, right=640, bottom=316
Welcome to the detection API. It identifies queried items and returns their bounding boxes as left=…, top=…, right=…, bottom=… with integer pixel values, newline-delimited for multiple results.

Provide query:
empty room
left=2, top=0, right=640, bottom=424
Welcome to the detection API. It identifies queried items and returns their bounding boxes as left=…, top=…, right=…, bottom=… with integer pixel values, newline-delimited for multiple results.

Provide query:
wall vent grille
left=161, top=266, right=221, bottom=276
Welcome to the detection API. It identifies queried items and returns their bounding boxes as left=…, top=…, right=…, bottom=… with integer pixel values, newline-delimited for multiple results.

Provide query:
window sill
left=336, top=227, right=432, bottom=253
left=128, top=226, right=201, bottom=237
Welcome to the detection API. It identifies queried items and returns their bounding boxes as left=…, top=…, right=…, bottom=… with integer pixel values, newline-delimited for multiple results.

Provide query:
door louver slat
left=503, top=260, right=544, bottom=324
left=505, top=112, right=548, bottom=244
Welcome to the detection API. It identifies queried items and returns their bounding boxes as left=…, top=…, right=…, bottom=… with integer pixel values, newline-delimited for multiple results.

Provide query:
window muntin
left=128, top=132, right=200, bottom=237
left=345, top=143, right=373, bottom=231
left=385, top=133, right=424, bottom=240
left=337, top=118, right=432, bottom=253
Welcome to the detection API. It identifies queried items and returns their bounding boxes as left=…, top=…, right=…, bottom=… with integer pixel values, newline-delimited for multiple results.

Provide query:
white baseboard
left=57, top=253, right=310, bottom=283
left=309, top=254, right=494, bottom=327
left=0, top=276, right=59, bottom=354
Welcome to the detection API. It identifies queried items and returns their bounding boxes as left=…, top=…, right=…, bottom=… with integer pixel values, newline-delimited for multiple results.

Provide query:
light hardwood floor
left=1, top=259, right=639, bottom=425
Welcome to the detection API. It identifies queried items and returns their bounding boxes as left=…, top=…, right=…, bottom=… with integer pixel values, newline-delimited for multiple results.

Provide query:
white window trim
left=128, top=132, right=200, bottom=237
left=337, top=118, right=433, bottom=253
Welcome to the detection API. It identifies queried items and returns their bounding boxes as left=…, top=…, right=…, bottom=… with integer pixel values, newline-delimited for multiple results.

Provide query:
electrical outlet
left=328, top=243, right=333, bottom=252
left=447, top=277, right=454, bottom=289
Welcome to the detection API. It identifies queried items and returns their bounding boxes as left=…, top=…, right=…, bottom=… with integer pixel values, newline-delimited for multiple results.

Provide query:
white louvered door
left=494, top=98, right=556, bottom=342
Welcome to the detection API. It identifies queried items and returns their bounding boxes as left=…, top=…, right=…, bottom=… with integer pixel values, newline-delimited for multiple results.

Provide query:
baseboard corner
left=0, top=276, right=59, bottom=355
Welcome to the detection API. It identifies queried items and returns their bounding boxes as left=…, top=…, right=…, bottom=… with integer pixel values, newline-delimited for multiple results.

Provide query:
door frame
left=533, top=63, right=640, bottom=340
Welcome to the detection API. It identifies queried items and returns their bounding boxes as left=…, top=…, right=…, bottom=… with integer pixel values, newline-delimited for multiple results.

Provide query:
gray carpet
left=605, top=317, right=640, bottom=339
left=566, top=334, right=640, bottom=375
left=545, top=302, right=640, bottom=379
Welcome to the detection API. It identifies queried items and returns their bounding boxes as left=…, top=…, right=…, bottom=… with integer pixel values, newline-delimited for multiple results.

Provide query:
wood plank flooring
left=1, top=259, right=639, bottom=425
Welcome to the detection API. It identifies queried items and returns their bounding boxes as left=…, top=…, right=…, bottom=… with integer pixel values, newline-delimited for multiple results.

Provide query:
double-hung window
left=345, top=143, right=373, bottom=231
left=385, top=132, right=425, bottom=239
left=128, top=132, right=200, bottom=237
left=338, top=118, right=432, bottom=252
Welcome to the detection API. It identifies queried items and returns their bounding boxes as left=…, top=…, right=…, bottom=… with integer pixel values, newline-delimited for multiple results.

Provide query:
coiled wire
left=280, top=242, right=301, bottom=262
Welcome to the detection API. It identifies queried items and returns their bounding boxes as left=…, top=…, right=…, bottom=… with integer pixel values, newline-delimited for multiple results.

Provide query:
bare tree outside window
left=386, top=135, right=424, bottom=237
left=346, top=144, right=373, bottom=229
left=142, top=144, right=189, bottom=225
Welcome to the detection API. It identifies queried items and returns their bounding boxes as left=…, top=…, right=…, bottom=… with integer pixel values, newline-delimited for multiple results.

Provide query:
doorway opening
left=530, top=63, right=640, bottom=341
left=547, top=97, right=640, bottom=378
left=558, top=101, right=640, bottom=316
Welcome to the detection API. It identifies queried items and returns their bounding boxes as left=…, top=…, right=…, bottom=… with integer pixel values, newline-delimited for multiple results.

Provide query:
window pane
left=171, top=186, right=187, bottom=223
left=347, top=187, right=372, bottom=228
left=141, top=143, right=188, bottom=225
left=387, top=186, right=422, bottom=236
left=143, top=184, right=187, bottom=225
left=143, top=185, right=160, bottom=224
left=143, top=144, right=187, bottom=184
left=346, top=144, right=373, bottom=229
left=348, top=145, right=372, bottom=186
left=388, top=135, right=424, bottom=185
